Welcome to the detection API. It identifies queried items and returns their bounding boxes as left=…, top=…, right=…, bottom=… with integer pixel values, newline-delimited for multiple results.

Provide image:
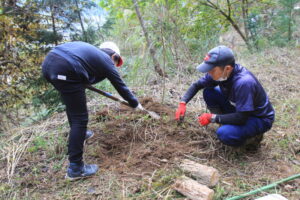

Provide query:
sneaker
left=65, top=162, right=99, bottom=180
left=85, top=130, right=94, bottom=140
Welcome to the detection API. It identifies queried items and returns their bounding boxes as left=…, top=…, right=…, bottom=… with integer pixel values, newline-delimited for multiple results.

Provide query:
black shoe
left=65, top=162, right=99, bottom=180
left=85, top=130, right=94, bottom=140
left=244, top=134, right=264, bottom=151
left=245, top=134, right=264, bottom=146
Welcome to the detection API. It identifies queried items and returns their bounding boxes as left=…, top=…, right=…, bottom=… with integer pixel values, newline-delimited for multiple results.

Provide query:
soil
left=1, top=97, right=299, bottom=199
left=82, top=97, right=299, bottom=199
left=87, top=97, right=211, bottom=175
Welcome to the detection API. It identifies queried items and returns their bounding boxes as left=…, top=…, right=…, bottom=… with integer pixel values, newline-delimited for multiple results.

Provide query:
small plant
left=45, top=132, right=67, bottom=160
left=128, top=169, right=183, bottom=199
left=28, top=136, right=47, bottom=153
left=213, top=184, right=227, bottom=200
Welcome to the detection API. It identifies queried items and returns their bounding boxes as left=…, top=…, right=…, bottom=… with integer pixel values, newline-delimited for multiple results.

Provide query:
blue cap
left=196, top=45, right=235, bottom=73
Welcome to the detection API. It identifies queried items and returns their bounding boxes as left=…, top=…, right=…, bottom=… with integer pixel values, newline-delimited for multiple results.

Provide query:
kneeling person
left=175, top=46, right=275, bottom=147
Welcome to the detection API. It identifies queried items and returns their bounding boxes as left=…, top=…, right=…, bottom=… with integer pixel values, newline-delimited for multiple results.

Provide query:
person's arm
left=105, top=66, right=139, bottom=108
left=213, top=79, right=256, bottom=125
left=181, top=81, right=202, bottom=103
left=198, top=111, right=250, bottom=126
left=199, top=76, right=257, bottom=126
left=214, top=112, right=250, bottom=125
left=181, top=74, right=217, bottom=103
left=176, top=74, right=217, bottom=121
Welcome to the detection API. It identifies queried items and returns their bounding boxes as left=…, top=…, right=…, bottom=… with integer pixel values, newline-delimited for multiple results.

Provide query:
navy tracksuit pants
left=203, top=87, right=272, bottom=146
left=42, top=52, right=87, bottom=164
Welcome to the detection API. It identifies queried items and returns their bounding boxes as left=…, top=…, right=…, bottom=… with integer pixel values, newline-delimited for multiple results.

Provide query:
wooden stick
left=86, top=84, right=160, bottom=119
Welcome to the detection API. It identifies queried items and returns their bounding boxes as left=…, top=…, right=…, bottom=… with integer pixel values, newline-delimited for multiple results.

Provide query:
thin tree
left=199, top=0, right=251, bottom=49
left=280, top=0, right=299, bottom=41
left=74, top=0, right=87, bottom=42
left=39, top=0, right=62, bottom=45
left=132, top=0, right=167, bottom=77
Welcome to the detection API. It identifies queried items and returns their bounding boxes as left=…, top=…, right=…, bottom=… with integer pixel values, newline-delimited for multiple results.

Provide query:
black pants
left=42, top=52, right=87, bottom=164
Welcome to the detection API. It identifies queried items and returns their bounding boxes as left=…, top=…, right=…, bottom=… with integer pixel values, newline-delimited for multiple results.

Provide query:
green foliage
left=268, top=0, right=300, bottom=46
left=178, top=8, right=221, bottom=55
left=0, top=0, right=299, bottom=129
left=101, top=0, right=223, bottom=78
left=0, top=0, right=107, bottom=128
left=128, top=169, right=183, bottom=198
left=28, top=136, right=48, bottom=153
left=213, top=184, right=227, bottom=200
left=45, top=133, right=68, bottom=159
left=0, top=1, right=46, bottom=111
left=31, top=78, right=64, bottom=113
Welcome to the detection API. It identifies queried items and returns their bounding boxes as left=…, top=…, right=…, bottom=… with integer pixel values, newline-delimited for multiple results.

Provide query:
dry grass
left=0, top=46, right=300, bottom=199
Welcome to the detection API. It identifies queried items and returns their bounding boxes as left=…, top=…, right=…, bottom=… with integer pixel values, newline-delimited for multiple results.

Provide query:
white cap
left=99, top=41, right=120, bottom=55
left=99, top=41, right=123, bottom=67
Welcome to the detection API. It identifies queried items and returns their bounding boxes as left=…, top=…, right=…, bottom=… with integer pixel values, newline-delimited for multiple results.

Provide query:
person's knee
left=203, top=88, right=216, bottom=103
left=216, top=126, right=245, bottom=147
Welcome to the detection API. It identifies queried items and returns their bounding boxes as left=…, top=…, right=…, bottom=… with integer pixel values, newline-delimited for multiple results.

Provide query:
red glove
left=198, top=113, right=213, bottom=126
left=175, top=102, right=186, bottom=121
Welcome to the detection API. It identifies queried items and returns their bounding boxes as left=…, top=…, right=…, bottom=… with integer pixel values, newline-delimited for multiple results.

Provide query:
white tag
left=230, top=101, right=236, bottom=107
left=57, top=75, right=66, bottom=80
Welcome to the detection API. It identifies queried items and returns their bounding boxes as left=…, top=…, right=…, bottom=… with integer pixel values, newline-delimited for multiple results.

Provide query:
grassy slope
left=0, top=47, right=299, bottom=200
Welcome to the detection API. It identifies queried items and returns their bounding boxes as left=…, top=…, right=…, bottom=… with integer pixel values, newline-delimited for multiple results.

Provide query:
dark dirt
left=85, top=97, right=300, bottom=199
left=2, top=97, right=298, bottom=199
left=86, top=97, right=214, bottom=176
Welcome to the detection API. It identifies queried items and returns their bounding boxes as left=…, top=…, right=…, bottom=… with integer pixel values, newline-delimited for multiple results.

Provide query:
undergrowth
left=0, top=46, right=300, bottom=200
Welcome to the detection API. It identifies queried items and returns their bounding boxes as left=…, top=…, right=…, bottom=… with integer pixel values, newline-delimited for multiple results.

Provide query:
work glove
left=198, top=113, right=213, bottom=126
left=175, top=102, right=186, bottom=121
left=134, top=103, right=145, bottom=111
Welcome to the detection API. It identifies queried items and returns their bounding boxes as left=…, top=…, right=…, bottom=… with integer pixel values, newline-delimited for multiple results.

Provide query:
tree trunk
left=75, top=0, right=87, bottom=42
left=7, top=0, right=16, bottom=7
left=287, top=1, right=293, bottom=41
left=132, top=0, right=167, bottom=77
left=225, top=14, right=251, bottom=49
left=201, top=0, right=251, bottom=49
left=50, top=5, right=58, bottom=45
left=242, top=0, right=249, bottom=41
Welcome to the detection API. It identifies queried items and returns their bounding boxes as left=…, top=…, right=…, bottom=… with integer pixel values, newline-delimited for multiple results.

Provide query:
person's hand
left=175, top=102, right=186, bottom=121
left=198, top=113, right=213, bottom=126
left=134, top=103, right=145, bottom=111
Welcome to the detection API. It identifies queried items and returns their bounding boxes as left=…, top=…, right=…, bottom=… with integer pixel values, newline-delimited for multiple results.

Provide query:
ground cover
left=0, top=47, right=299, bottom=200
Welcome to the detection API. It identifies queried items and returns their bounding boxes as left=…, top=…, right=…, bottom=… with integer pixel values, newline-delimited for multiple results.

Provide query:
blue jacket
left=51, top=41, right=138, bottom=107
left=182, top=64, right=274, bottom=122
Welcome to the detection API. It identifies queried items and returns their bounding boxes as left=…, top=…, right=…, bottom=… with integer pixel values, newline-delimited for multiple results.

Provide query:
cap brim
left=116, top=57, right=123, bottom=67
left=196, top=62, right=215, bottom=73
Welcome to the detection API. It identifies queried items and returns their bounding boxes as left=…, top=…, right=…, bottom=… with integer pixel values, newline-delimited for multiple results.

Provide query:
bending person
left=42, top=41, right=143, bottom=180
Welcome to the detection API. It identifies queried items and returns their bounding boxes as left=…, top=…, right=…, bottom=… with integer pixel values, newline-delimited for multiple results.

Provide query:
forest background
left=0, top=0, right=300, bottom=199
left=1, top=0, right=300, bottom=124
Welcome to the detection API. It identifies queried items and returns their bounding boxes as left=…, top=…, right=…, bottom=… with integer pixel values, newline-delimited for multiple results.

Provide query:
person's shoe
left=85, top=130, right=94, bottom=140
left=244, top=134, right=264, bottom=151
left=65, top=162, right=99, bottom=181
left=245, top=134, right=264, bottom=145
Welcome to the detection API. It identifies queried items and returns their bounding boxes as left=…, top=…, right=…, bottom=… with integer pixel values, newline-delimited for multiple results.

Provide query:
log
left=179, top=159, right=220, bottom=187
left=174, top=176, right=214, bottom=200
